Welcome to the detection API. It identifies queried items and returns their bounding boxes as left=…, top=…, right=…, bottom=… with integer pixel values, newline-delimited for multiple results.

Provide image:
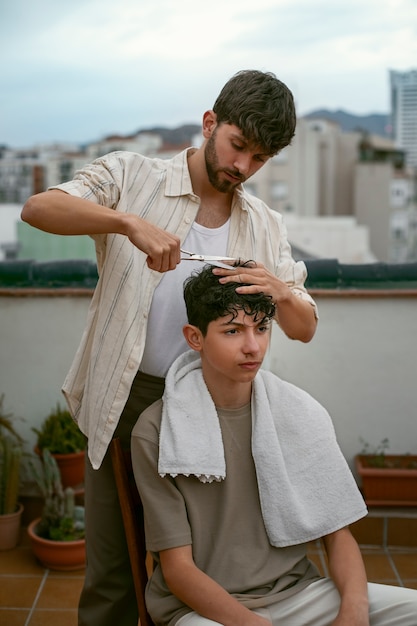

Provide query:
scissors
left=180, top=248, right=238, bottom=270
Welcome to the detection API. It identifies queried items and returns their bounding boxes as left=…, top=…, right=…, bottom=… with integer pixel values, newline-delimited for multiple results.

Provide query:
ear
left=183, top=324, right=204, bottom=352
left=202, top=110, right=217, bottom=139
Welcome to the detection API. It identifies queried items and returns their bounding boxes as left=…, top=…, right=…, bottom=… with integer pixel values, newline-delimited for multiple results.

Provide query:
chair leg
left=111, top=438, right=155, bottom=626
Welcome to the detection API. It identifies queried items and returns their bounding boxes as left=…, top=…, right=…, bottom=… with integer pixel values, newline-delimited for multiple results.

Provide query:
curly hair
left=183, top=262, right=276, bottom=336
left=212, top=69, right=296, bottom=155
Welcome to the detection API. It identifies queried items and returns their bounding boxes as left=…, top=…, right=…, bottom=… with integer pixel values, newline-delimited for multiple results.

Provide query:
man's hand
left=212, top=262, right=317, bottom=342
left=22, top=190, right=182, bottom=274
left=213, top=262, right=290, bottom=304
left=123, top=214, right=181, bottom=272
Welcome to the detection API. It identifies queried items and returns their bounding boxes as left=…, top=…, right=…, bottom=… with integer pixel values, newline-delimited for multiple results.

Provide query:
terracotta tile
left=19, top=528, right=32, bottom=547
left=48, top=568, right=85, bottom=579
left=360, top=552, right=398, bottom=582
left=390, top=553, right=417, bottom=579
left=0, top=609, right=30, bottom=625
left=36, top=577, right=83, bottom=609
left=28, top=609, right=78, bottom=625
left=350, top=516, right=384, bottom=546
left=388, top=518, right=417, bottom=547
left=0, top=577, right=42, bottom=609
left=403, top=581, right=417, bottom=590
left=0, top=547, right=46, bottom=575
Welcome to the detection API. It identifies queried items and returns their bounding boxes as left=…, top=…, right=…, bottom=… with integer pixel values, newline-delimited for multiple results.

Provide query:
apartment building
left=248, top=117, right=416, bottom=263
left=2, top=116, right=416, bottom=263
left=390, top=68, right=417, bottom=169
left=0, top=146, right=44, bottom=203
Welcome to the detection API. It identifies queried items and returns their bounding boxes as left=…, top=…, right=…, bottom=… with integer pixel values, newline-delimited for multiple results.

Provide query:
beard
left=204, top=131, right=245, bottom=193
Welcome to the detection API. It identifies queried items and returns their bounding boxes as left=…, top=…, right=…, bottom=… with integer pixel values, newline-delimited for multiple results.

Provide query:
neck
left=187, top=146, right=233, bottom=223
left=202, top=371, right=253, bottom=409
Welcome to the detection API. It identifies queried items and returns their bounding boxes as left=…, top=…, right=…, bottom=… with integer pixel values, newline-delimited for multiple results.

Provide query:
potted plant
left=27, top=448, right=86, bottom=570
left=355, top=438, right=417, bottom=506
left=33, top=403, right=86, bottom=488
left=0, top=394, right=24, bottom=550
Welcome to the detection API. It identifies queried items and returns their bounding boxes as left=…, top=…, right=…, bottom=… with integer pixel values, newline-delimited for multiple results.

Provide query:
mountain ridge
left=302, top=109, right=390, bottom=137
left=136, top=110, right=391, bottom=145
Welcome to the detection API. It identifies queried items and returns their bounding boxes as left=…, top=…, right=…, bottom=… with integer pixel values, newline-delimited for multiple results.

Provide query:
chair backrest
left=110, top=437, right=155, bottom=626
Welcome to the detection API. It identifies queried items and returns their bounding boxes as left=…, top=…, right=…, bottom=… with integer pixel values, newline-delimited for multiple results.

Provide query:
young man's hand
left=160, top=545, right=272, bottom=625
left=331, top=610, right=369, bottom=626
left=324, top=528, right=370, bottom=626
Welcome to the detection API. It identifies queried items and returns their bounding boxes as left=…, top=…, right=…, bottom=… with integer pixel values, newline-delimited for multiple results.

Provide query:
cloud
left=1, top=0, right=416, bottom=146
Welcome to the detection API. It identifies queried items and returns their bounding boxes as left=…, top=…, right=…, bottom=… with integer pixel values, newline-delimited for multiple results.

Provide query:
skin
left=158, top=311, right=370, bottom=626
left=21, top=110, right=317, bottom=342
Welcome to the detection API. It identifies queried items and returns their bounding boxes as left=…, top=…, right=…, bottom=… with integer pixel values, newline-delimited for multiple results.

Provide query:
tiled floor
left=1, top=509, right=417, bottom=626
left=0, top=528, right=84, bottom=626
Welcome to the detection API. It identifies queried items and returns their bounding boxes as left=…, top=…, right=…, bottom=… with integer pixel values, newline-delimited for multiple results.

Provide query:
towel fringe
left=158, top=471, right=224, bottom=483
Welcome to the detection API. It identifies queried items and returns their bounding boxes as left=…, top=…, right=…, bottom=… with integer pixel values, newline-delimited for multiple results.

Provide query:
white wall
left=0, top=294, right=91, bottom=450
left=270, top=293, right=417, bottom=475
left=1, top=290, right=416, bottom=481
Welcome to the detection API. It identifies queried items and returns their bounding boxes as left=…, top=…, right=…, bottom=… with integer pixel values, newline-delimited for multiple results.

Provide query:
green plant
left=359, top=437, right=417, bottom=469
left=29, top=448, right=85, bottom=541
left=359, top=437, right=390, bottom=467
left=33, top=403, right=86, bottom=454
left=0, top=394, right=24, bottom=515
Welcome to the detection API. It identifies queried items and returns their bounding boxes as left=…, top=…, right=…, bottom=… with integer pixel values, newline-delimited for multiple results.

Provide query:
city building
left=2, top=112, right=417, bottom=264
left=390, top=68, right=417, bottom=170
left=249, top=117, right=417, bottom=263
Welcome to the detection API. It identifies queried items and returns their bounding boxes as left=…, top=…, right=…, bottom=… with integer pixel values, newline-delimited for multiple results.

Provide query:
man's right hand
left=123, top=214, right=181, bottom=272
left=22, top=190, right=182, bottom=273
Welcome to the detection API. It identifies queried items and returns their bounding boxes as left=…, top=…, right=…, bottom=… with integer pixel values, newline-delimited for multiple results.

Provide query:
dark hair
left=212, top=69, right=296, bottom=155
left=183, top=262, right=276, bottom=336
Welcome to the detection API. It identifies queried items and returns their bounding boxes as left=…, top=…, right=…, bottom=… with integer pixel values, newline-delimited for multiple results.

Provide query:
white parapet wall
left=269, top=291, right=417, bottom=475
left=0, top=284, right=416, bottom=482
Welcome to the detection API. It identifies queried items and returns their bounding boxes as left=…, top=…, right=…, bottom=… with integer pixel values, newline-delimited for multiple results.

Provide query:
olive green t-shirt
left=131, top=399, right=321, bottom=626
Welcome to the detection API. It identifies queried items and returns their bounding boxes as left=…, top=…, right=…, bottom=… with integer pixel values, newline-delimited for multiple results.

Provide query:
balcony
left=1, top=258, right=416, bottom=623
left=1, top=509, right=416, bottom=624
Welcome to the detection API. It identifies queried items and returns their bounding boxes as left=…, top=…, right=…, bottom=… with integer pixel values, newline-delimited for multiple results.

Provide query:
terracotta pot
left=355, top=454, right=417, bottom=506
left=0, top=503, right=24, bottom=550
left=52, top=450, right=85, bottom=488
left=27, top=518, right=86, bottom=571
left=35, top=447, right=85, bottom=488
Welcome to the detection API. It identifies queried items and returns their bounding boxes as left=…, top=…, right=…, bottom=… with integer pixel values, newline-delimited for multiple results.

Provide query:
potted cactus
left=0, top=394, right=24, bottom=550
left=33, top=403, right=86, bottom=488
left=27, top=448, right=86, bottom=570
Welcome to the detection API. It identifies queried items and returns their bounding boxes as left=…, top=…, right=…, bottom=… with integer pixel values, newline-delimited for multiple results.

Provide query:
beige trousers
left=176, top=579, right=417, bottom=626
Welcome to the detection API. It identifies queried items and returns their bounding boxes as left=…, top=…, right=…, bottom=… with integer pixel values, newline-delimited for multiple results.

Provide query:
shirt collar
left=164, top=148, right=195, bottom=197
left=164, top=147, right=248, bottom=213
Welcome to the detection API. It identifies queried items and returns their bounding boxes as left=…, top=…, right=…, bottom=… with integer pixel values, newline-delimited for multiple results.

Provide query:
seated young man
left=131, top=263, right=417, bottom=626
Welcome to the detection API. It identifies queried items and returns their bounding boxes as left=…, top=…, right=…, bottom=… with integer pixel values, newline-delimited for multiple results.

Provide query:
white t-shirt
left=140, top=219, right=230, bottom=377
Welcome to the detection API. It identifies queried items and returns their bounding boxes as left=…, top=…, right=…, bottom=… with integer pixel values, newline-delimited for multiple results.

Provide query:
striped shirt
left=52, top=149, right=317, bottom=469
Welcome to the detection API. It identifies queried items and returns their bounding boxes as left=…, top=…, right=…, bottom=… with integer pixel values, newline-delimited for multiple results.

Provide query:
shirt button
left=185, top=217, right=191, bottom=224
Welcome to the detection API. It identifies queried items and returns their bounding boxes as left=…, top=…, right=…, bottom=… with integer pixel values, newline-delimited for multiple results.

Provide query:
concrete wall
left=269, top=292, right=417, bottom=476
left=1, top=287, right=416, bottom=484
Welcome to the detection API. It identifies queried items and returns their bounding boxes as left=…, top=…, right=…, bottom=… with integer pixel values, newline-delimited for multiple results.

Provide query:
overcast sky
left=2, top=0, right=416, bottom=148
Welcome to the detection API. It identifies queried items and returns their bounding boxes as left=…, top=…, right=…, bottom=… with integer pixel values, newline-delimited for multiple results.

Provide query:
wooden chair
left=110, top=437, right=155, bottom=626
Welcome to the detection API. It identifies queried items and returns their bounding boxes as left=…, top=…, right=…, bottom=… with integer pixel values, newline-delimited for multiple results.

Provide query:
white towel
left=159, top=350, right=367, bottom=547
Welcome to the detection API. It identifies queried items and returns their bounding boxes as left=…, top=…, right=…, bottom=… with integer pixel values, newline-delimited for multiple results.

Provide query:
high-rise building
left=390, top=69, right=417, bottom=169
